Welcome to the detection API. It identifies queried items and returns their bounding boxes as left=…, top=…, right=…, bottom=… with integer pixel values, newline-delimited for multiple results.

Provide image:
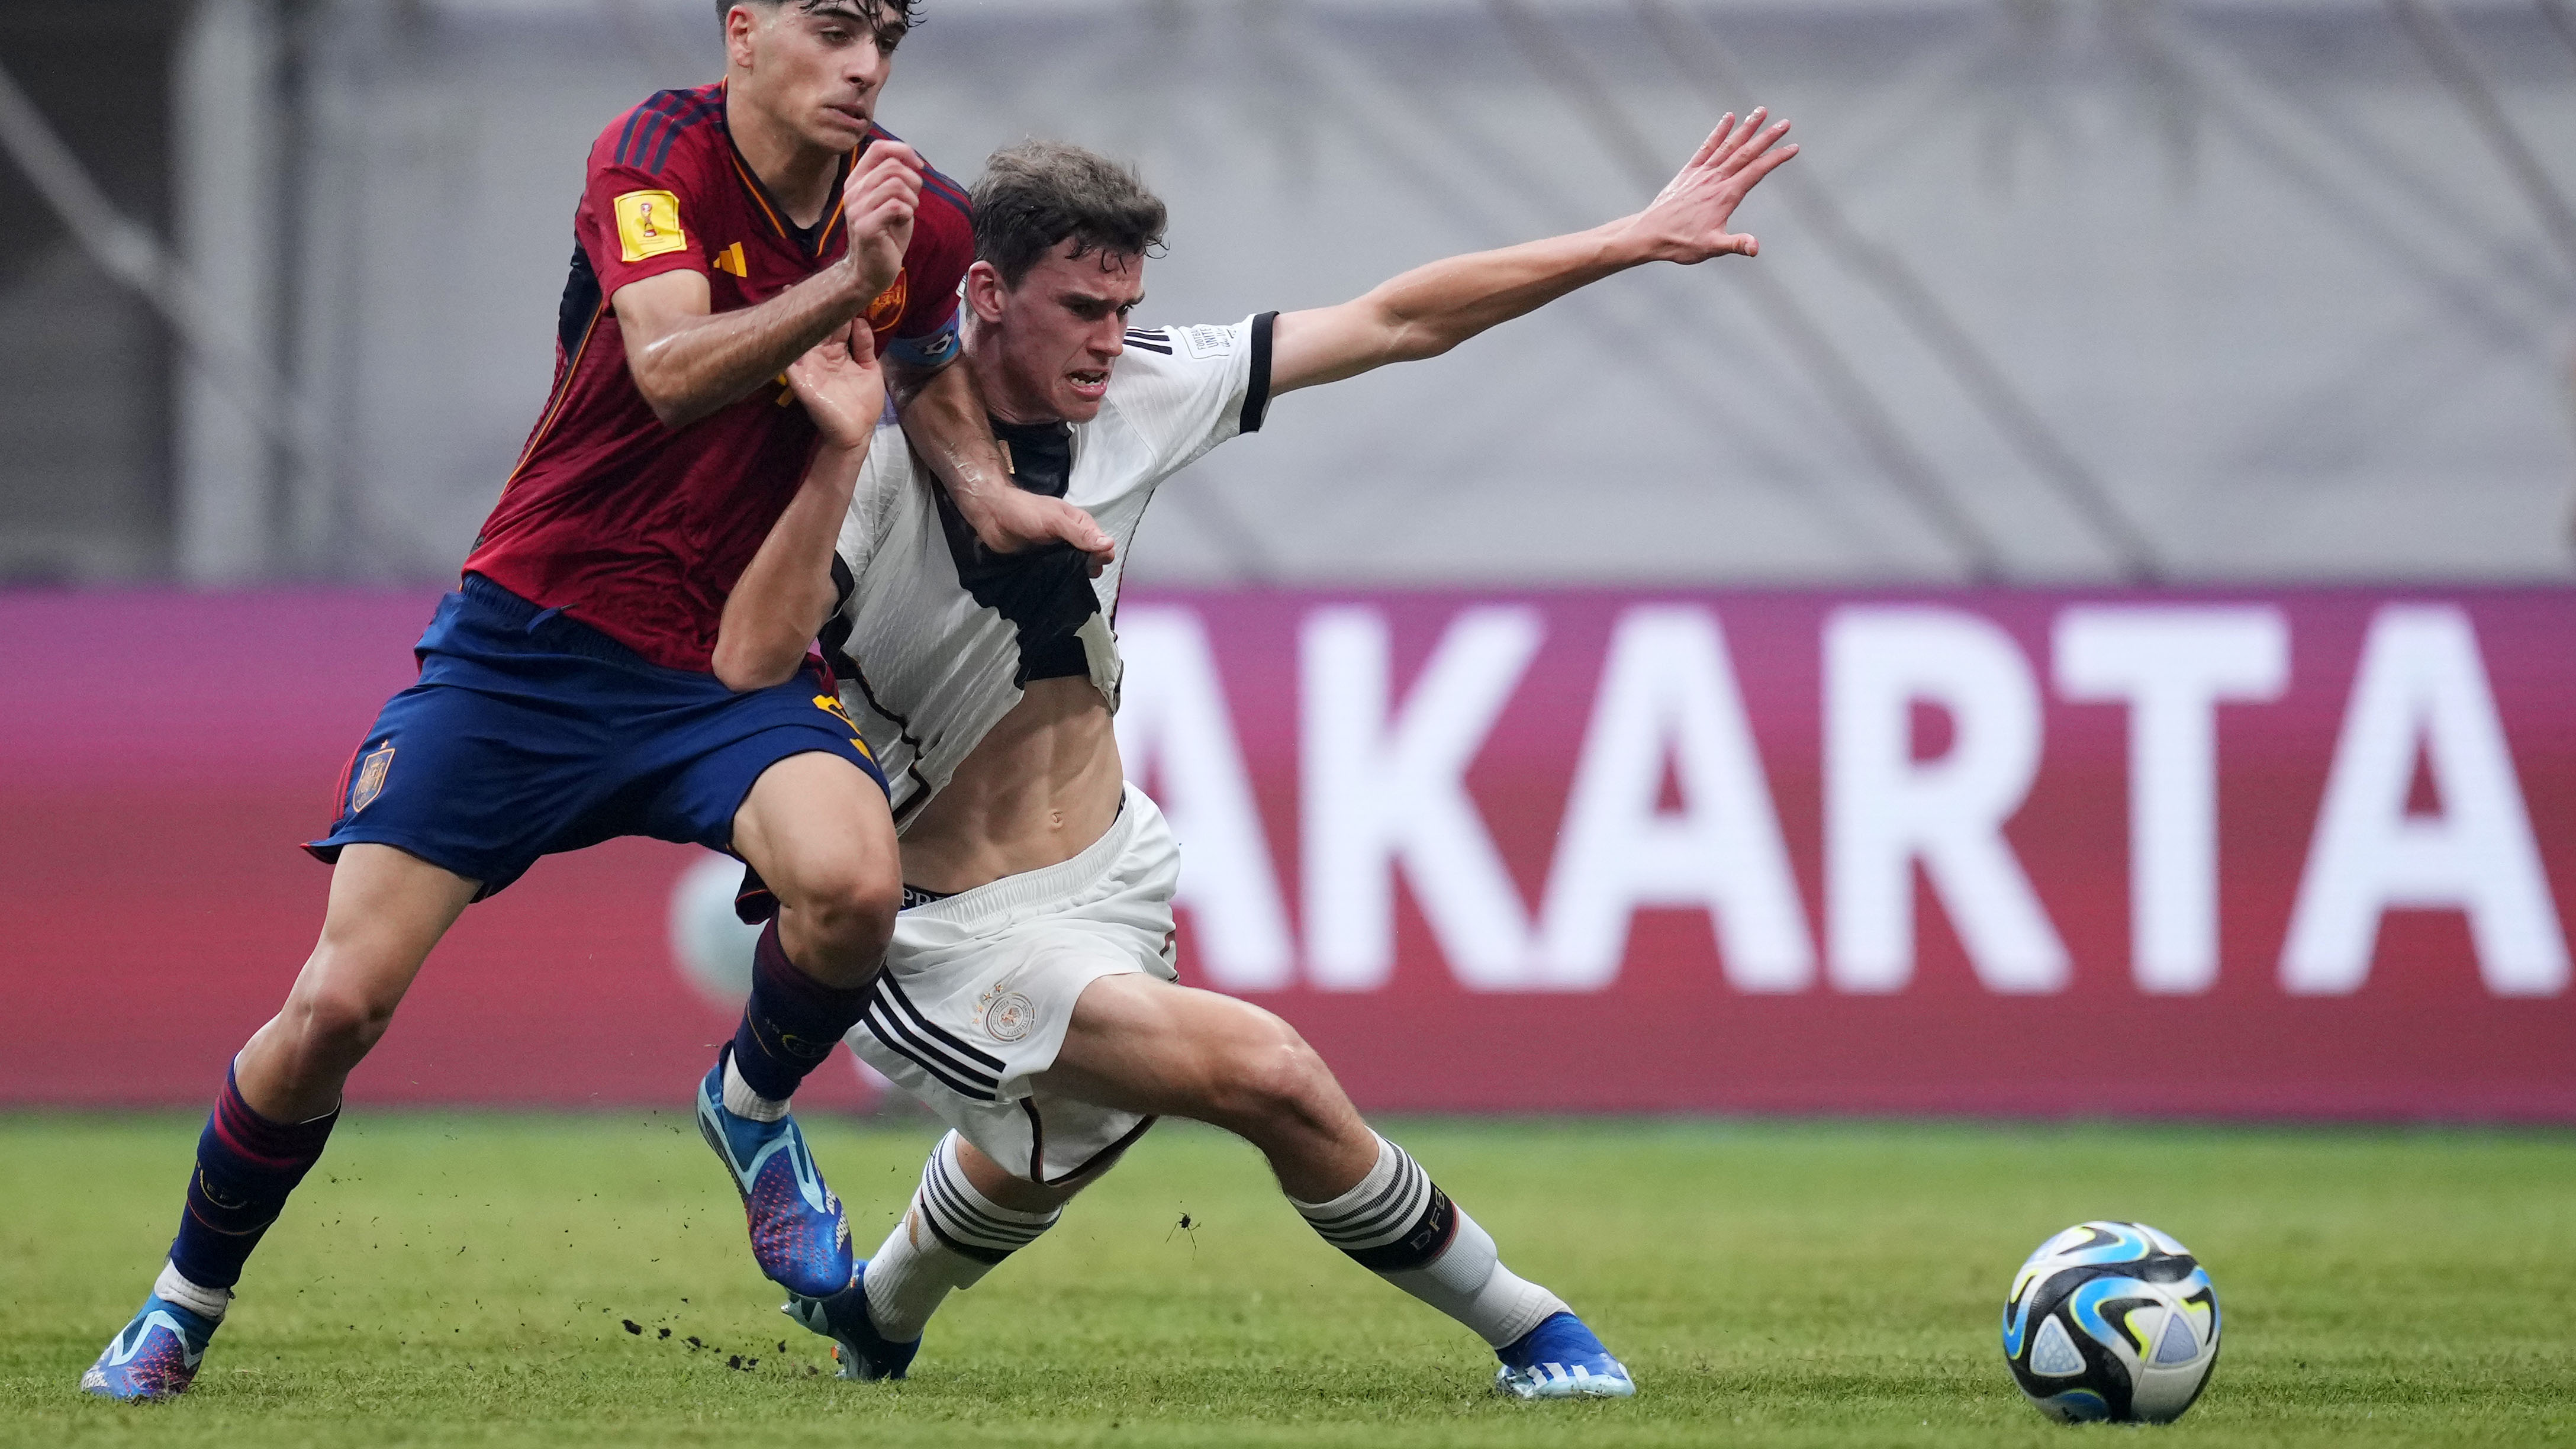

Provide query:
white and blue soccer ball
left=2002, top=1221, right=2220, bottom=1424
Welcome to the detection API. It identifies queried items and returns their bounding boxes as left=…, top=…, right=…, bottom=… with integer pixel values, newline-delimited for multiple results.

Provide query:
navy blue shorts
left=306, top=575, right=886, bottom=899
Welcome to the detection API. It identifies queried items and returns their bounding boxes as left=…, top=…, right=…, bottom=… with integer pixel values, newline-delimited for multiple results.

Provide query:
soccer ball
left=2001, top=1221, right=2220, bottom=1424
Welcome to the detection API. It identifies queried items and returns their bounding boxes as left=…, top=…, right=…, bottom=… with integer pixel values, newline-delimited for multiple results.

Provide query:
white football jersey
left=827, top=313, right=1276, bottom=826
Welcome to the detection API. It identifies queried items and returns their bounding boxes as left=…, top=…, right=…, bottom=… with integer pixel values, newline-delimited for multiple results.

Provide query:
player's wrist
left=946, top=471, right=1011, bottom=522
left=826, top=253, right=889, bottom=312
left=1597, top=215, right=1670, bottom=268
left=814, top=429, right=876, bottom=461
left=959, top=478, right=1062, bottom=549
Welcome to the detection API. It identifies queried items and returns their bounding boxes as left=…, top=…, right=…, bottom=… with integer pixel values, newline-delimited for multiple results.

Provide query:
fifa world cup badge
left=614, top=189, right=688, bottom=263
left=350, top=745, right=396, bottom=813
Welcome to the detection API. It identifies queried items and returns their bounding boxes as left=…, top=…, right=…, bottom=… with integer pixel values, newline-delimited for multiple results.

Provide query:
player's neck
left=964, top=344, right=1069, bottom=430
left=723, top=82, right=843, bottom=228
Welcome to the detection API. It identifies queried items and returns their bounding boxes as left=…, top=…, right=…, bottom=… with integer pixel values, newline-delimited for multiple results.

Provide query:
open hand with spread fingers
left=1625, top=107, right=1799, bottom=264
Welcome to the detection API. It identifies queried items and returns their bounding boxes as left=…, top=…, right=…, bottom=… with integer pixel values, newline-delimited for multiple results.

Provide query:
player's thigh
left=1037, top=974, right=1348, bottom=1125
left=291, top=844, right=478, bottom=1019
left=313, top=841, right=479, bottom=963
left=729, top=751, right=900, bottom=907
left=242, top=844, right=479, bottom=1115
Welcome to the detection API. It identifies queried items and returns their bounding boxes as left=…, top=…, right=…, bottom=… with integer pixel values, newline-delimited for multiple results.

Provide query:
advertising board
left=5, top=588, right=2567, bottom=1117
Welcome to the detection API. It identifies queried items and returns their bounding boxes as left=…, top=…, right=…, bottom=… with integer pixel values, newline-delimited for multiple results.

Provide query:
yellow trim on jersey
left=614, top=189, right=688, bottom=263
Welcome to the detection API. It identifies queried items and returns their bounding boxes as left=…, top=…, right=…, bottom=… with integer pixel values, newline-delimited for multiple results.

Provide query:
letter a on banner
left=1538, top=607, right=1813, bottom=991
left=2281, top=606, right=2569, bottom=997
left=1116, top=607, right=1297, bottom=991
left=1302, top=606, right=1541, bottom=991
left=1826, top=607, right=2069, bottom=994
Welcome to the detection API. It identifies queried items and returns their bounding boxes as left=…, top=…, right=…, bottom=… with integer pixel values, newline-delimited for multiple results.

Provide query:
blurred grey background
left=1, top=0, right=2571, bottom=590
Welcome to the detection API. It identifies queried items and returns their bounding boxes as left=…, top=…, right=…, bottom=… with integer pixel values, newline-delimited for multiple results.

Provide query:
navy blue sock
left=728, top=918, right=873, bottom=1102
left=168, top=1067, right=338, bottom=1292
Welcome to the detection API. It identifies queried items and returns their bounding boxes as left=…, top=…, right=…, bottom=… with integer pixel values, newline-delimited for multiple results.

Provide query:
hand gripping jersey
left=826, top=314, right=1277, bottom=825
left=465, top=82, right=973, bottom=672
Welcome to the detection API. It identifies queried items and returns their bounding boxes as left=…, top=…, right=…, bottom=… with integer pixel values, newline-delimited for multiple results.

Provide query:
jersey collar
left=717, top=88, right=861, bottom=258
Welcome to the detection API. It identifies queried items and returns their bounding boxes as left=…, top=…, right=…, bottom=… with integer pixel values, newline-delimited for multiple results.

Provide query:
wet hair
left=971, top=141, right=1168, bottom=289
left=716, top=1, right=921, bottom=31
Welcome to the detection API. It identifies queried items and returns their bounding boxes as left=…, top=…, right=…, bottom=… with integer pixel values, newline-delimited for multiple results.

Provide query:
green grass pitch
left=2, top=1113, right=2569, bottom=1448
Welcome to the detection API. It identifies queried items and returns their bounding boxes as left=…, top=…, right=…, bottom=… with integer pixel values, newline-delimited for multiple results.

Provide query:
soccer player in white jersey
left=714, top=112, right=1798, bottom=1399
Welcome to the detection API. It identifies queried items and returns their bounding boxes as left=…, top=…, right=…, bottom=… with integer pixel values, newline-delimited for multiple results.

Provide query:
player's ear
left=964, top=260, right=1010, bottom=326
left=722, top=4, right=761, bottom=73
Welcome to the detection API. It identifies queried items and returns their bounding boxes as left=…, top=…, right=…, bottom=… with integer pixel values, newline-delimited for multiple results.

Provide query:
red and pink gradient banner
left=4, top=587, right=2571, bottom=1118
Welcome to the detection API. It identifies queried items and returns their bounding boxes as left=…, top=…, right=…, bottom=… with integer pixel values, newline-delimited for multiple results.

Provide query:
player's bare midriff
left=898, top=675, right=1125, bottom=893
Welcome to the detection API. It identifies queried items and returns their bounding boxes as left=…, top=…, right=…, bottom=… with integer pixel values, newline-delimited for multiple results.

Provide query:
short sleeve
left=579, top=128, right=714, bottom=300
left=1120, top=313, right=1277, bottom=475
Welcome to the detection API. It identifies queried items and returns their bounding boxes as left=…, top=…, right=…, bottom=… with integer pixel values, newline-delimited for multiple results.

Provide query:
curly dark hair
left=716, top=1, right=922, bottom=32
left=971, top=141, right=1168, bottom=288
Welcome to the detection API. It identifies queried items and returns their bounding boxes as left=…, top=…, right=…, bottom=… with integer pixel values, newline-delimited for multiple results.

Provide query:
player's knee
left=780, top=862, right=899, bottom=963
left=1205, top=1015, right=1339, bottom=1138
left=285, top=980, right=399, bottom=1062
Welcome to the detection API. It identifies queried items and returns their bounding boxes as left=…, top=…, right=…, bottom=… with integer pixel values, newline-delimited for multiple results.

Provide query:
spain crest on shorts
left=350, top=744, right=396, bottom=814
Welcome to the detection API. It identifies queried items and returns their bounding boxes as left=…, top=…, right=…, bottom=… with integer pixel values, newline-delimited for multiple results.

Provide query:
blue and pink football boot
left=695, top=1045, right=853, bottom=1299
left=82, top=1294, right=218, bottom=1402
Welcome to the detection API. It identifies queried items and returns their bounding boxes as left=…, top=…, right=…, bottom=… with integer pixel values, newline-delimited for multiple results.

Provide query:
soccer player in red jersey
left=82, top=0, right=1091, bottom=1400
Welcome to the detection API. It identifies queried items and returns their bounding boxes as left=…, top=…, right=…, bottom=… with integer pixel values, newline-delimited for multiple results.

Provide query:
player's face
left=732, top=2, right=904, bottom=153
left=980, top=242, right=1145, bottom=425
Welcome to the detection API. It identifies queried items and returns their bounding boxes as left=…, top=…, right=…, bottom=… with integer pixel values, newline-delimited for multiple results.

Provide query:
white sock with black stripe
left=1291, top=1134, right=1567, bottom=1349
left=861, top=1132, right=1060, bottom=1342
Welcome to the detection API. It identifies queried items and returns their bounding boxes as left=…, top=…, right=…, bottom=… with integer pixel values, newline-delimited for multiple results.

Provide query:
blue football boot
left=696, top=1046, right=852, bottom=1299
left=783, top=1262, right=919, bottom=1382
left=1495, top=1311, right=1637, bottom=1399
left=82, top=1295, right=218, bottom=1401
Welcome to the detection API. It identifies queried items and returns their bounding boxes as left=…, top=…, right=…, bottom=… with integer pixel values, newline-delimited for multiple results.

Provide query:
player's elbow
left=638, top=382, right=702, bottom=432
left=711, top=633, right=803, bottom=694
left=1381, top=314, right=1460, bottom=366
left=626, top=352, right=710, bottom=430
left=1348, top=286, right=1455, bottom=364
left=883, top=356, right=948, bottom=411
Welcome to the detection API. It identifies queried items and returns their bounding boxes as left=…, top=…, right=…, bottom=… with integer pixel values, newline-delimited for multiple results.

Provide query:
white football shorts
left=847, top=784, right=1179, bottom=1185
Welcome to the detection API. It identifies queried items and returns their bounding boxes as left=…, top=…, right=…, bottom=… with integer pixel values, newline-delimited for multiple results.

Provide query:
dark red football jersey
left=464, top=82, right=973, bottom=672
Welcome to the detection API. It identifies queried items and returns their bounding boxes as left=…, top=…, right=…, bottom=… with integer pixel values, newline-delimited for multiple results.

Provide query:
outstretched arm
left=614, top=144, right=922, bottom=432
left=1270, top=111, right=1796, bottom=394
left=713, top=322, right=885, bottom=693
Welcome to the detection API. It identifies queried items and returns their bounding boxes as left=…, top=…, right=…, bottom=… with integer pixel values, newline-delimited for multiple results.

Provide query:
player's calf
left=867, top=1131, right=1070, bottom=1337
left=695, top=920, right=877, bottom=1297
left=1050, top=982, right=1633, bottom=1398
left=84, top=1066, right=339, bottom=1400
left=785, top=1131, right=1069, bottom=1374
left=1291, top=1134, right=1635, bottom=1400
left=706, top=756, right=901, bottom=1296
